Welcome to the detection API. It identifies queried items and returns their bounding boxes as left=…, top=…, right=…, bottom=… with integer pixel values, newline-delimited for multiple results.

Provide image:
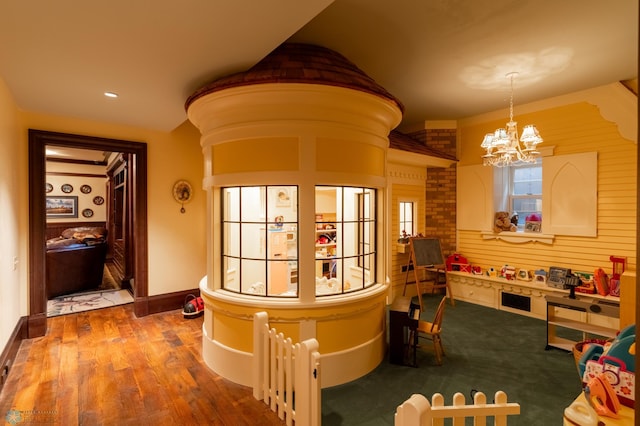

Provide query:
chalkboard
left=409, top=238, right=444, bottom=268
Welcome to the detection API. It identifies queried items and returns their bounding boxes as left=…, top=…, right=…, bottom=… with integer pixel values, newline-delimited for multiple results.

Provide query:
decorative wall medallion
left=61, top=184, right=73, bottom=193
left=172, top=180, right=193, bottom=213
left=45, top=183, right=53, bottom=193
left=93, top=196, right=105, bottom=205
left=80, top=184, right=92, bottom=194
left=82, top=208, right=94, bottom=218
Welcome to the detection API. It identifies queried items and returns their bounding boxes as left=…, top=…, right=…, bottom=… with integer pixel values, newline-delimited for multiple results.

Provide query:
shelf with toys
left=315, top=213, right=337, bottom=278
left=445, top=254, right=623, bottom=326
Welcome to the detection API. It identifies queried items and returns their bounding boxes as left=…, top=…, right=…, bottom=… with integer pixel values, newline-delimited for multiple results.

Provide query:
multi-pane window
left=222, top=186, right=298, bottom=297
left=315, top=186, right=376, bottom=296
left=222, top=185, right=377, bottom=298
left=399, top=201, right=414, bottom=238
left=509, top=160, right=542, bottom=228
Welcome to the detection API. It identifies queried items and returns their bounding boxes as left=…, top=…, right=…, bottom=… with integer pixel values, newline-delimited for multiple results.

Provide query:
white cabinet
left=545, top=294, right=619, bottom=351
left=448, top=271, right=621, bottom=328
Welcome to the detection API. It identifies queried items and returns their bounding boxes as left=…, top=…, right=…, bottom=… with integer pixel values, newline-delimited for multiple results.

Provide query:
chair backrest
left=430, top=296, right=447, bottom=333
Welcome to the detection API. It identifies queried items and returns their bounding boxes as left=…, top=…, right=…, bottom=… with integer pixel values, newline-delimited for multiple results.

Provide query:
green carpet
left=322, top=294, right=582, bottom=425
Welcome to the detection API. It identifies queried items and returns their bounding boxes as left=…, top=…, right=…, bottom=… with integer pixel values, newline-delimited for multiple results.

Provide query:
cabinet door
left=457, top=165, right=493, bottom=231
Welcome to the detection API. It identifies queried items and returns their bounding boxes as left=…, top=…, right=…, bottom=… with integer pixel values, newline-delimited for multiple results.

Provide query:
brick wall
left=407, top=129, right=458, bottom=257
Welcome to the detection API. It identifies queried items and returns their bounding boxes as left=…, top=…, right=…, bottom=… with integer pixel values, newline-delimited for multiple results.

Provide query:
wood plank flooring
left=0, top=305, right=285, bottom=425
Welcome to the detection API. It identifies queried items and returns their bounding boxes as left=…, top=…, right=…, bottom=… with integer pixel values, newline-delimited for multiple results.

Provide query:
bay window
left=222, top=185, right=377, bottom=298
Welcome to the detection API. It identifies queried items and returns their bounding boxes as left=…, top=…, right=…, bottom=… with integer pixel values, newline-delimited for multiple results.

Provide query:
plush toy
left=494, top=211, right=517, bottom=233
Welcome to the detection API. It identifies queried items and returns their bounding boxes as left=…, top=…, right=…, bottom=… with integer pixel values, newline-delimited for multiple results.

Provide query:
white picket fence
left=253, top=311, right=321, bottom=426
left=395, top=391, right=520, bottom=426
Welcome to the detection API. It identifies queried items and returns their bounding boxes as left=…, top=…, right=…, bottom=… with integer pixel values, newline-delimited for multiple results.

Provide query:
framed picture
left=46, top=196, right=78, bottom=218
left=275, top=187, right=291, bottom=207
left=525, top=221, right=541, bottom=232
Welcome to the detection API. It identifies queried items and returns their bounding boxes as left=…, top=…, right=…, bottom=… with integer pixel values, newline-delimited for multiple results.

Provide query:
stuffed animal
left=494, top=211, right=517, bottom=233
left=510, top=212, right=519, bottom=227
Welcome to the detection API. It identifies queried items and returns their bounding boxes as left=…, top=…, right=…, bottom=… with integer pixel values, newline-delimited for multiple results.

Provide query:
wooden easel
left=402, top=237, right=454, bottom=311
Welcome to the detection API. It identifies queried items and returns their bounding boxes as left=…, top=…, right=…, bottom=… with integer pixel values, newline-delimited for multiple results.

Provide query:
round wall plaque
left=172, top=180, right=193, bottom=213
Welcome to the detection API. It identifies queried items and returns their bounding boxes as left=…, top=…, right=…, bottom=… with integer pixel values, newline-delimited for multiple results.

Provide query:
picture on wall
left=275, top=187, right=291, bottom=207
left=46, top=196, right=78, bottom=218
left=525, top=221, right=541, bottom=232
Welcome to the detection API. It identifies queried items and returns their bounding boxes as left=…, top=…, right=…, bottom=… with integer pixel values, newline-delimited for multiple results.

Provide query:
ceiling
left=1, top=0, right=637, bottom=135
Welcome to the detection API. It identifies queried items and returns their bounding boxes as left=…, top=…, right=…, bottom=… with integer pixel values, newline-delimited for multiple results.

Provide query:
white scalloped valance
left=480, top=231, right=555, bottom=244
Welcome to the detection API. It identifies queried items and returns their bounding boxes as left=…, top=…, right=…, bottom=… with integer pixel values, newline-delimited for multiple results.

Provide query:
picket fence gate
left=395, top=391, right=520, bottom=426
left=253, top=311, right=321, bottom=426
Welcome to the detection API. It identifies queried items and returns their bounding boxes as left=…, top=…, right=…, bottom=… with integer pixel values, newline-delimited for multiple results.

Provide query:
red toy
left=183, top=294, right=204, bottom=317
left=609, top=256, right=626, bottom=297
left=446, top=253, right=468, bottom=272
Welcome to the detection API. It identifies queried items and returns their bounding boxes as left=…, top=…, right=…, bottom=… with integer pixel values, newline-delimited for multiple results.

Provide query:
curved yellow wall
left=213, top=137, right=299, bottom=173
left=189, top=81, right=402, bottom=388
left=204, top=288, right=387, bottom=354
left=316, top=138, right=386, bottom=176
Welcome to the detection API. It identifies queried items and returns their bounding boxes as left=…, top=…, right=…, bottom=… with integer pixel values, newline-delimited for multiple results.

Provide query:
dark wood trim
left=29, top=129, right=150, bottom=337
left=46, top=171, right=107, bottom=178
left=0, top=317, right=28, bottom=392
left=134, top=297, right=150, bottom=317
left=27, top=314, right=47, bottom=339
left=143, top=289, right=201, bottom=316
left=28, top=133, right=47, bottom=337
left=46, top=157, right=107, bottom=166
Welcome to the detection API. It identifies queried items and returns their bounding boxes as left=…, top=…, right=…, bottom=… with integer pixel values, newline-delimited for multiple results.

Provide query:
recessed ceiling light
left=104, top=91, right=118, bottom=98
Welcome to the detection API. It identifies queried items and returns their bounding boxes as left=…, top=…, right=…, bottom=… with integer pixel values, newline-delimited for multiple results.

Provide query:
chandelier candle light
left=481, top=72, right=543, bottom=167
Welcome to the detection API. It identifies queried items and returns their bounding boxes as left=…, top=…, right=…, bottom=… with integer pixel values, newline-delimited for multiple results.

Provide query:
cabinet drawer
left=552, top=306, right=585, bottom=322
left=450, top=279, right=495, bottom=308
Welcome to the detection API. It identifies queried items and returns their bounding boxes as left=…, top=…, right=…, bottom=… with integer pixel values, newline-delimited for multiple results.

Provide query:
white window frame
left=399, top=201, right=415, bottom=238
left=457, top=152, right=597, bottom=242
left=508, top=160, right=542, bottom=230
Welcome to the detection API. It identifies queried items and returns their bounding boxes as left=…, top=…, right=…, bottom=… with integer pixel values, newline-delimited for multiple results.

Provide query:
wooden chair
left=411, top=296, right=447, bottom=365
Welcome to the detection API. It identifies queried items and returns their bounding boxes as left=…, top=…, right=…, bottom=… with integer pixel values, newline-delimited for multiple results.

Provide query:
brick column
left=408, top=129, right=457, bottom=257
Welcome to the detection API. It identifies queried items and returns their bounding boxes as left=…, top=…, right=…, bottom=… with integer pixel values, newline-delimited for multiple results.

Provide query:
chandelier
left=480, top=72, right=543, bottom=167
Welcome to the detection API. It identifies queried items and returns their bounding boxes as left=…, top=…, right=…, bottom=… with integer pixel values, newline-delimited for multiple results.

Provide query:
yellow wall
left=317, top=138, right=386, bottom=176
left=457, top=86, right=637, bottom=276
left=389, top=182, right=425, bottom=297
left=18, top=111, right=208, bottom=297
left=0, top=77, right=27, bottom=350
left=213, top=137, right=299, bottom=173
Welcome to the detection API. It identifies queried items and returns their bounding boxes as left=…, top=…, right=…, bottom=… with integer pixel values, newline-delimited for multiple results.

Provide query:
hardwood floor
left=0, top=305, right=284, bottom=425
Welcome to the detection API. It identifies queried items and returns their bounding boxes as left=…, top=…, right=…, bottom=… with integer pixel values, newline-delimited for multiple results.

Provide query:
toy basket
left=572, top=339, right=608, bottom=375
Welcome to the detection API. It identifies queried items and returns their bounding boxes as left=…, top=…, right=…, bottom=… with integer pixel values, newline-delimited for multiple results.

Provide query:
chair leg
left=433, top=336, right=444, bottom=365
left=438, top=337, right=446, bottom=357
left=405, top=329, right=418, bottom=366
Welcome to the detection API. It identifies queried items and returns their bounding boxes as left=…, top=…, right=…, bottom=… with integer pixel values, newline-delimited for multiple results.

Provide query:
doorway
left=28, top=129, right=149, bottom=338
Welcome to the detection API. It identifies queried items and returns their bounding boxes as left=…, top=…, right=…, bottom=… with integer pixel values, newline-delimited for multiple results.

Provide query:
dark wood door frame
left=28, top=129, right=149, bottom=337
